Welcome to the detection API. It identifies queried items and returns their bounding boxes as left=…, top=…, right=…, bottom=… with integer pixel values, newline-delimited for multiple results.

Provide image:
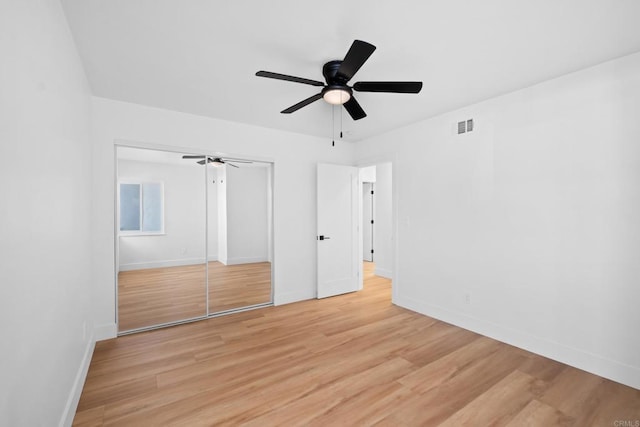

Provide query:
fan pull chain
left=332, top=105, right=335, bottom=147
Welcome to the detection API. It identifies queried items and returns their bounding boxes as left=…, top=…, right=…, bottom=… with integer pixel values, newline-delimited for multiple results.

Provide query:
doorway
left=359, top=162, right=393, bottom=286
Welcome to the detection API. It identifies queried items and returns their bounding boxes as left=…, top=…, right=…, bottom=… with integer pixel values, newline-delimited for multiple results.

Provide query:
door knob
left=318, top=235, right=331, bottom=240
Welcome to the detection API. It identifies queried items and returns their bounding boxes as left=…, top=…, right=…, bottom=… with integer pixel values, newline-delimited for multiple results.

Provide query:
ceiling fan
left=182, top=155, right=252, bottom=168
left=256, top=40, right=422, bottom=120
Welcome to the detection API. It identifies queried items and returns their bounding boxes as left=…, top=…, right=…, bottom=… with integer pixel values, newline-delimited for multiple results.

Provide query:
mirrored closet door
left=116, top=146, right=273, bottom=334
left=116, top=147, right=207, bottom=332
left=207, top=158, right=273, bottom=313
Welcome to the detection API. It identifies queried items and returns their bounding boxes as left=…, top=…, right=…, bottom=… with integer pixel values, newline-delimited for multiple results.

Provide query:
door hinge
left=371, top=249, right=374, bottom=254
left=371, top=190, right=374, bottom=195
left=370, top=219, right=374, bottom=224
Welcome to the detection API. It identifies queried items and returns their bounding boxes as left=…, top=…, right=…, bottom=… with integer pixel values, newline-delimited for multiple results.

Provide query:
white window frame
left=118, top=180, right=165, bottom=236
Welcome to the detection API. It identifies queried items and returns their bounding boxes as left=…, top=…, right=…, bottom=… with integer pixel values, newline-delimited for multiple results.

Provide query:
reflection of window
left=119, top=182, right=164, bottom=234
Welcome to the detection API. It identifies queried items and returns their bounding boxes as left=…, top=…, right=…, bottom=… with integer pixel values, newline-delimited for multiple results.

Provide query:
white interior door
left=363, top=182, right=374, bottom=262
left=317, top=163, right=359, bottom=298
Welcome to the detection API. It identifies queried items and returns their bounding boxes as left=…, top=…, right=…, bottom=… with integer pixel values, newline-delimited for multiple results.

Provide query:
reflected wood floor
left=118, top=262, right=271, bottom=332
left=208, top=261, right=271, bottom=313
left=80, top=262, right=639, bottom=426
left=118, top=264, right=206, bottom=332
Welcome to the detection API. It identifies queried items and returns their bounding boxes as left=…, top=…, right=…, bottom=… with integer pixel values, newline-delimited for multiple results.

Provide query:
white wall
left=355, top=52, right=640, bottom=389
left=360, top=165, right=376, bottom=183
left=226, top=165, right=270, bottom=265
left=118, top=159, right=206, bottom=270
left=0, top=0, right=93, bottom=425
left=91, top=97, right=356, bottom=338
left=374, top=162, right=393, bottom=278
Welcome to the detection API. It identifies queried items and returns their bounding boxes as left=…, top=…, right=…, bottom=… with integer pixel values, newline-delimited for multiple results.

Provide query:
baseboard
left=59, top=334, right=95, bottom=427
left=119, top=258, right=205, bottom=271
left=207, top=255, right=218, bottom=262
left=94, top=323, right=117, bottom=341
left=374, top=267, right=392, bottom=279
left=225, top=256, right=269, bottom=266
left=394, top=294, right=640, bottom=390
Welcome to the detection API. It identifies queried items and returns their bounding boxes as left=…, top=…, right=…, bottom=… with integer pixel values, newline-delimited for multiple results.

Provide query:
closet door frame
left=114, top=141, right=275, bottom=335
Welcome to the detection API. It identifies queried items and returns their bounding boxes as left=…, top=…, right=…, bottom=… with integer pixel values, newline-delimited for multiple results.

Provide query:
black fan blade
left=183, top=155, right=206, bottom=159
left=353, top=81, right=423, bottom=93
left=197, top=159, right=206, bottom=165
left=336, top=40, right=376, bottom=82
left=343, top=97, right=367, bottom=120
left=226, top=162, right=240, bottom=168
left=256, top=71, right=325, bottom=87
left=281, top=93, right=323, bottom=114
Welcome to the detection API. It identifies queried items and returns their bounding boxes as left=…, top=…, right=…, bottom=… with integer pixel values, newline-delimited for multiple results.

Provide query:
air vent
left=457, top=121, right=466, bottom=134
left=457, top=118, right=474, bottom=135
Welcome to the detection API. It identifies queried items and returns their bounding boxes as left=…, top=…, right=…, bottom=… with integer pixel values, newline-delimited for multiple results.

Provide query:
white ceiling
left=61, top=0, right=640, bottom=142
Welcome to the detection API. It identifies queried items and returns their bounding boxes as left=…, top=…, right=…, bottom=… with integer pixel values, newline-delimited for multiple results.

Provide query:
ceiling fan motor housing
left=321, top=60, right=352, bottom=104
left=323, top=60, right=348, bottom=86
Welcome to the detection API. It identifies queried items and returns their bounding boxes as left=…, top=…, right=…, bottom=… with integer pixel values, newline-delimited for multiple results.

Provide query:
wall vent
left=457, top=118, right=474, bottom=135
left=457, top=121, right=466, bottom=134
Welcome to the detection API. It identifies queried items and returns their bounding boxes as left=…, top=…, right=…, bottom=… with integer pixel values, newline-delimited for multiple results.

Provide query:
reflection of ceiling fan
left=256, top=40, right=422, bottom=120
left=182, top=155, right=252, bottom=168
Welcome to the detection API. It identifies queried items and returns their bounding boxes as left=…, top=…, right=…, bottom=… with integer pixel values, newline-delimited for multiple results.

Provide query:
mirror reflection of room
left=207, top=161, right=272, bottom=313
left=116, top=147, right=272, bottom=334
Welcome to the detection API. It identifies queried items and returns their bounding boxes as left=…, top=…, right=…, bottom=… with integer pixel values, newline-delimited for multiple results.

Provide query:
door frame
left=362, top=181, right=375, bottom=263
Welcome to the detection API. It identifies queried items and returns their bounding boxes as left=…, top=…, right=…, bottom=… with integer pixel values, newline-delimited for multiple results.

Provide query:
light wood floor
left=118, top=262, right=271, bottom=332
left=80, top=262, right=639, bottom=425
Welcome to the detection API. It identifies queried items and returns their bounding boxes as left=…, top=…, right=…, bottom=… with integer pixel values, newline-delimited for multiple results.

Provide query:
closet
left=116, top=146, right=273, bottom=333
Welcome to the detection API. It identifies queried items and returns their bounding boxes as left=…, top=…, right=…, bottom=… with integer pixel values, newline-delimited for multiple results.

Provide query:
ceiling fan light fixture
left=256, top=40, right=422, bottom=120
left=322, top=87, right=351, bottom=105
left=211, top=158, right=224, bottom=166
